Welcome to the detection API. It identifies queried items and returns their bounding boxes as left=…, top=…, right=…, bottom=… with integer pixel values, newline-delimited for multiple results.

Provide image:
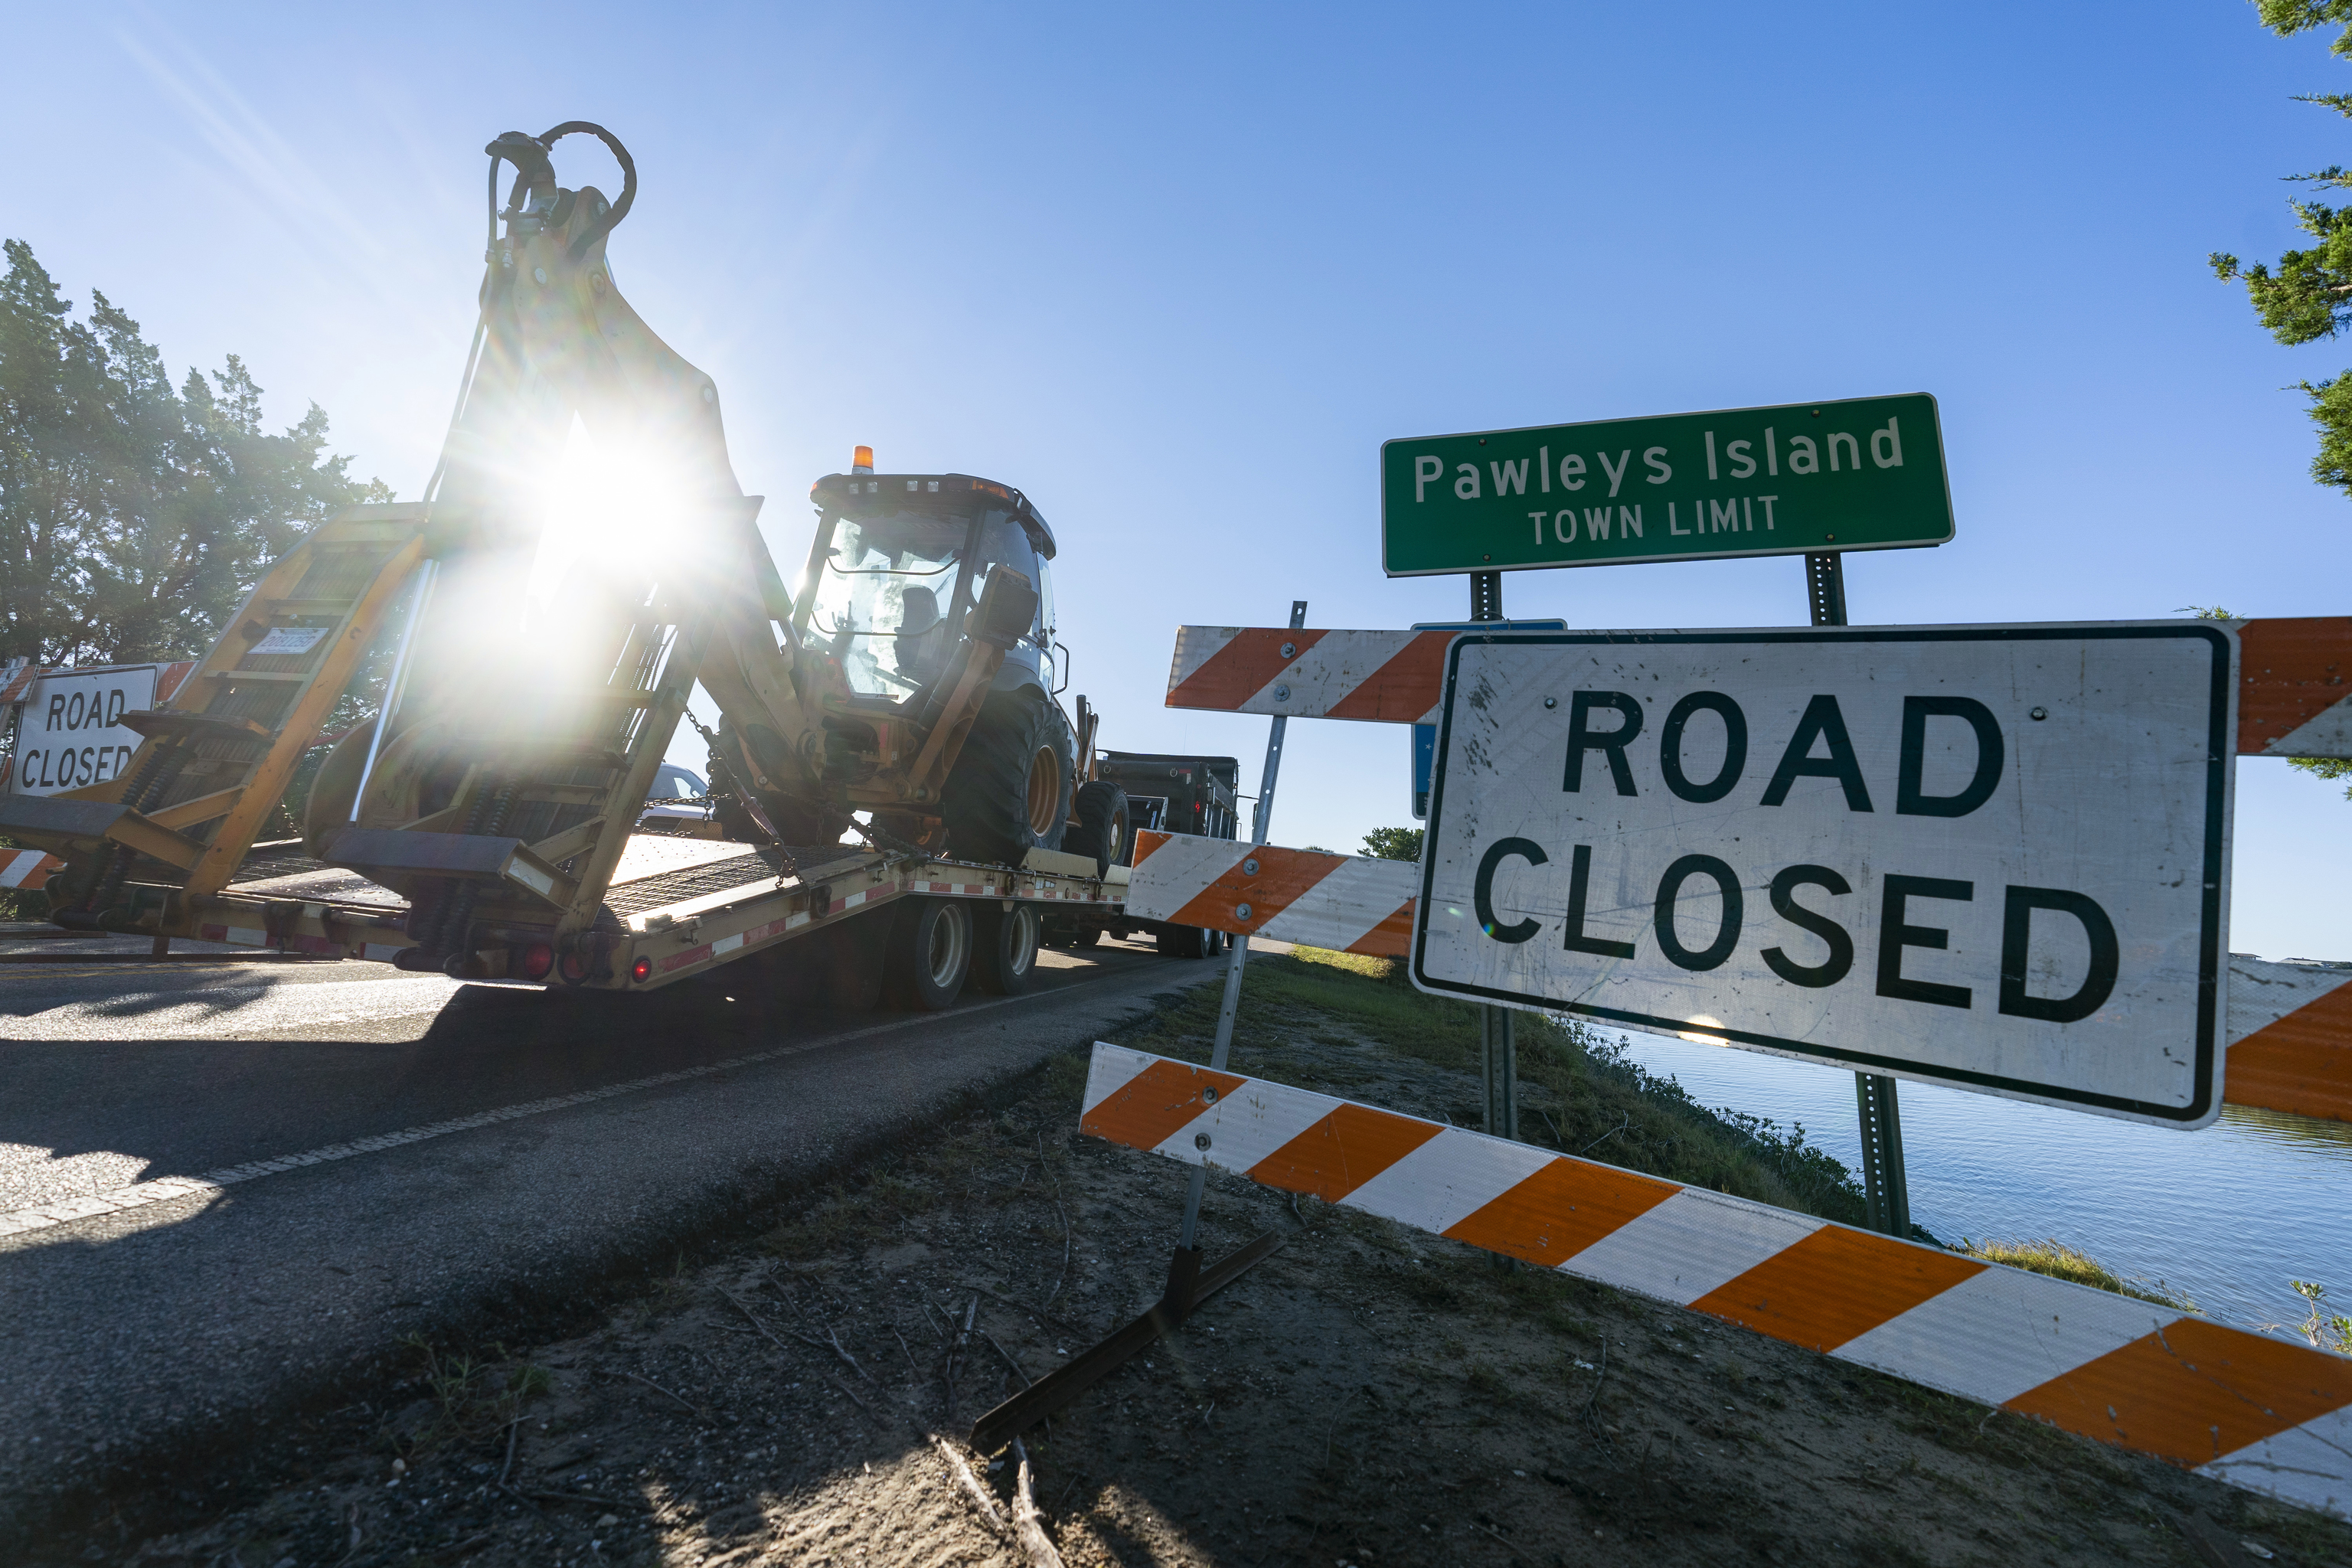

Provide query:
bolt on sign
left=1380, top=393, right=1953, bottom=577
left=1411, top=625, right=2234, bottom=1126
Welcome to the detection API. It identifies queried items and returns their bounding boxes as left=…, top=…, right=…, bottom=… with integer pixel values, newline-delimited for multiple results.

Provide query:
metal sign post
left=1467, top=575, right=1521, bottom=1154
left=970, top=601, right=1306, bottom=1453
left=1178, top=598, right=1306, bottom=1250
left=1807, top=550, right=1910, bottom=1236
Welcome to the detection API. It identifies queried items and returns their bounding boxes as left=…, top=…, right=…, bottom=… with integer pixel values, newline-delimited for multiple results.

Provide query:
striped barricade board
left=0, top=848, right=62, bottom=890
left=1128, top=829, right=1417, bottom=955
left=1166, top=617, right=2352, bottom=759
left=1079, top=1043, right=2352, bottom=1519
left=1129, top=830, right=2352, bottom=1124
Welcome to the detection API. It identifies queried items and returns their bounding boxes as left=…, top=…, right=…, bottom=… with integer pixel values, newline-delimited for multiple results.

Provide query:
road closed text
left=9, top=668, right=159, bottom=798
left=1412, top=627, right=2233, bottom=1125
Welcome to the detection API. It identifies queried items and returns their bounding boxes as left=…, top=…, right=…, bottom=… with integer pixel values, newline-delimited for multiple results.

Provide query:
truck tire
left=940, top=689, right=1070, bottom=867
left=1155, top=923, right=1216, bottom=960
left=884, top=897, right=973, bottom=1011
left=1064, top=781, right=1131, bottom=876
left=972, top=903, right=1042, bottom=995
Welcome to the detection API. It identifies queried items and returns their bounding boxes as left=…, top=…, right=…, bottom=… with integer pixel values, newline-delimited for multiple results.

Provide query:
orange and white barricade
left=0, top=848, right=61, bottom=890
left=1080, top=1043, right=2352, bottom=1519
left=1169, top=618, right=2352, bottom=761
left=1127, top=829, right=1416, bottom=955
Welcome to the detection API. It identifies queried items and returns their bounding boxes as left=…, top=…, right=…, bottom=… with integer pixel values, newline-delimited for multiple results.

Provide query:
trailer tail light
left=516, top=942, right=556, bottom=982
left=631, top=956, right=653, bottom=983
left=852, top=445, right=874, bottom=474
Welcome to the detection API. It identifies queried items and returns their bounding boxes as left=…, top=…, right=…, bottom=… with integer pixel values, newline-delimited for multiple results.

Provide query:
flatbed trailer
left=177, top=833, right=1139, bottom=994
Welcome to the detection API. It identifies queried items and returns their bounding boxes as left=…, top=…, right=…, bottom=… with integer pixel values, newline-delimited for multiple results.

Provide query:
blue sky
left=8, top=1, right=2352, bottom=958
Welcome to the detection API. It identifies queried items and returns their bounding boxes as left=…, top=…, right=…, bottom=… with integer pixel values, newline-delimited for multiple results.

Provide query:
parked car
left=639, top=763, right=713, bottom=833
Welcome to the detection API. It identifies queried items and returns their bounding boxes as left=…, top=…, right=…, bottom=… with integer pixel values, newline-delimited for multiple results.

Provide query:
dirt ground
left=31, top=952, right=2352, bottom=1568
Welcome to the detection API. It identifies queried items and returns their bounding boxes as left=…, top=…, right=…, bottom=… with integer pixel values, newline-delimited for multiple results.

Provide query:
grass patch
left=1959, top=1237, right=2199, bottom=1310
left=1155, top=946, right=1872, bottom=1226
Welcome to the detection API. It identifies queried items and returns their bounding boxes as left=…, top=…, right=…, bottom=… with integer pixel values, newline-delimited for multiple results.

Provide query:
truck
left=0, top=121, right=1218, bottom=1006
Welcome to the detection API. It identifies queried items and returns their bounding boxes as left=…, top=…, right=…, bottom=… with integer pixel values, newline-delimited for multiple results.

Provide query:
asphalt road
left=0, top=933, right=1236, bottom=1545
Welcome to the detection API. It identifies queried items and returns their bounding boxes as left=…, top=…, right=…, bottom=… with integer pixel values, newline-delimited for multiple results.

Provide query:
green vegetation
left=1956, top=1238, right=2198, bottom=1312
left=2210, top=2, right=2352, bottom=496
left=390, top=1334, right=552, bottom=1457
left=1119, top=942, right=1869, bottom=1226
left=0, top=239, right=387, bottom=668
left=2292, top=1279, right=2352, bottom=1353
left=1361, top=825, right=1423, bottom=861
left=0, top=240, right=391, bottom=909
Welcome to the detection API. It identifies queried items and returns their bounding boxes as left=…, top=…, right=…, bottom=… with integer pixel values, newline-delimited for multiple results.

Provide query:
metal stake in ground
left=1178, top=596, right=1306, bottom=1250
left=968, top=601, right=1305, bottom=1455
left=1806, top=550, right=1911, bottom=1240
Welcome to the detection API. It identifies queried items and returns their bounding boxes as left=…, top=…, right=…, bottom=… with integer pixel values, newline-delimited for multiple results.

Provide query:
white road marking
left=0, top=958, right=1169, bottom=1243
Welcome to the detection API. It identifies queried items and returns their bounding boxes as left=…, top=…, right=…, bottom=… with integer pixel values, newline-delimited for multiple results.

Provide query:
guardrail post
left=1808, top=550, right=1911, bottom=1237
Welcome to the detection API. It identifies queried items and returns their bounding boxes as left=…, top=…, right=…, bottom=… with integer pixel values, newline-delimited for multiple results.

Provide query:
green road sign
left=1380, top=393, right=1952, bottom=577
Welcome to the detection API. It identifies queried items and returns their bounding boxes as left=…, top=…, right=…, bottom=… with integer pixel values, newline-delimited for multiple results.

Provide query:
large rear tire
left=1065, top=781, right=1131, bottom=877
left=940, top=689, right=1071, bottom=867
left=972, top=903, right=1043, bottom=995
left=884, top=897, right=974, bottom=1011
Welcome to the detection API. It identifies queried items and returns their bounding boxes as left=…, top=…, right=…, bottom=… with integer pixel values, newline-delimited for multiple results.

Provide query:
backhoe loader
left=0, top=122, right=1139, bottom=990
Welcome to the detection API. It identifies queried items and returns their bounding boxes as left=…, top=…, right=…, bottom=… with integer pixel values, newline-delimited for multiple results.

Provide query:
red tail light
left=631, top=956, right=653, bottom=982
left=517, top=942, right=555, bottom=982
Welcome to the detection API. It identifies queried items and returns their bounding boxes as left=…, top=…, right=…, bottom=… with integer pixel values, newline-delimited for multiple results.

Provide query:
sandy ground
left=27, top=966, right=2352, bottom=1568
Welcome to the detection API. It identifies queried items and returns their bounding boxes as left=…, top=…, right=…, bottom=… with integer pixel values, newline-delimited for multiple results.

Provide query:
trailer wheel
left=972, top=903, right=1042, bottom=995
left=1155, top=923, right=1216, bottom=960
left=886, top=897, right=973, bottom=1010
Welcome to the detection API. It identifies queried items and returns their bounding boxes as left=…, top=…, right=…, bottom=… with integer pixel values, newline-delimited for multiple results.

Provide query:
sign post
left=1807, top=550, right=1909, bottom=1234
left=1410, top=622, right=2235, bottom=1129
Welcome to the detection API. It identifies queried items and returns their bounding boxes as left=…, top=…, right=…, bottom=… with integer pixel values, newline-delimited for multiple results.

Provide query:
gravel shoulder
left=25, top=951, right=2352, bottom=1568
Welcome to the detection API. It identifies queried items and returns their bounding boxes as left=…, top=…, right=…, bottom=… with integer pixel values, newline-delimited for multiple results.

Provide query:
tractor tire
left=972, top=902, right=1043, bottom=995
left=883, top=897, right=974, bottom=1011
left=939, top=689, right=1071, bottom=868
left=1064, top=781, right=1131, bottom=877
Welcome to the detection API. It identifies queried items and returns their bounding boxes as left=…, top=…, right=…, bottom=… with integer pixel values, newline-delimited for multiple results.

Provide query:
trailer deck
left=175, top=832, right=1135, bottom=990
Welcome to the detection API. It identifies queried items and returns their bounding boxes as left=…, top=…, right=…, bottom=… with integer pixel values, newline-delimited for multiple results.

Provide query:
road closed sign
left=8, top=664, right=161, bottom=795
left=1411, top=626, right=2234, bottom=1126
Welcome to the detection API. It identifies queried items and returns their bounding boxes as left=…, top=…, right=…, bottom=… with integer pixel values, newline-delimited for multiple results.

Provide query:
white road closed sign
left=1411, top=626, right=2234, bottom=1126
left=8, top=665, right=161, bottom=795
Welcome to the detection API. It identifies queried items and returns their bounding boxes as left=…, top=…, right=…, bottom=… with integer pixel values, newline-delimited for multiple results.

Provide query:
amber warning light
left=851, top=445, right=874, bottom=474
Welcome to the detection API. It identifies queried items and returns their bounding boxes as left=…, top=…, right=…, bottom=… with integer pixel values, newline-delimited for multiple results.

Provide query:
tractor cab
left=800, top=459, right=1058, bottom=714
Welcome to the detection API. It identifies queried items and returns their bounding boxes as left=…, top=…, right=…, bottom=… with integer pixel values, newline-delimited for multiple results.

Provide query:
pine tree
left=2211, top=3, right=2352, bottom=494
left=0, top=238, right=388, bottom=667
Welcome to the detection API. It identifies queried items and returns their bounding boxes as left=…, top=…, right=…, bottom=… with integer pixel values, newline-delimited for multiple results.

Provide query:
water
left=1609, top=1027, right=2352, bottom=1336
